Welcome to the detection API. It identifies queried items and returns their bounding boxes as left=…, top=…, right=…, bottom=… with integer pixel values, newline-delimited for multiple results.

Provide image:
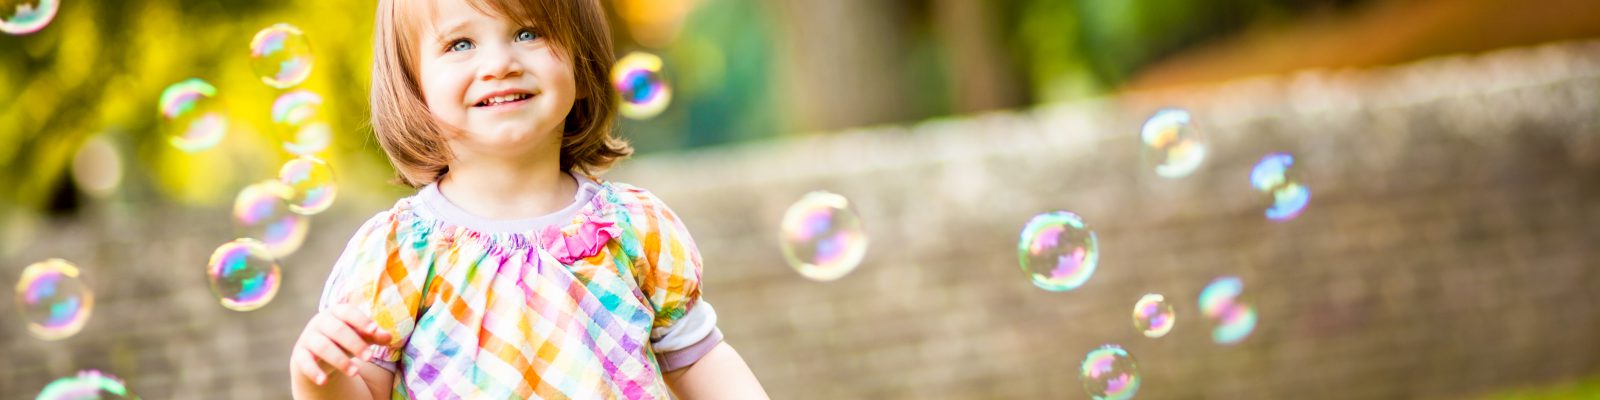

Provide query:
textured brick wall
left=3, top=41, right=1598, bottom=399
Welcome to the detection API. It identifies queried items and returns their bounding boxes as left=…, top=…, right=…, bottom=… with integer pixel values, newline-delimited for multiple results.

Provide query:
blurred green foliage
left=0, top=0, right=1364, bottom=217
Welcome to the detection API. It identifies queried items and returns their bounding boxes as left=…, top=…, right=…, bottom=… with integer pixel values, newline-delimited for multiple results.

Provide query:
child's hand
left=290, top=304, right=394, bottom=385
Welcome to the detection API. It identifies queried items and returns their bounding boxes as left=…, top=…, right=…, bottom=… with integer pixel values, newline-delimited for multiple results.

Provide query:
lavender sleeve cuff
left=657, top=327, right=724, bottom=371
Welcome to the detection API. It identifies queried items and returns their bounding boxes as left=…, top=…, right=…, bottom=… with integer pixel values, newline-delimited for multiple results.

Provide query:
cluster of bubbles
left=35, top=370, right=137, bottom=400
left=207, top=239, right=283, bottom=312
left=1140, top=108, right=1207, bottom=179
left=1200, top=276, right=1258, bottom=345
left=249, top=23, right=315, bottom=89
left=1251, top=152, right=1311, bottom=221
left=612, top=51, right=673, bottom=120
left=200, top=23, right=332, bottom=313
left=778, top=191, right=869, bottom=281
left=1017, top=211, right=1100, bottom=292
left=0, top=0, right=57, bottom=35
left=1080, top=345, right=1141, bottom=400
left=1132, top=294, right=1176, bottom=338
left=15, top=259, right=93, bottom=340
left=158, top=78, right=229, bottom=153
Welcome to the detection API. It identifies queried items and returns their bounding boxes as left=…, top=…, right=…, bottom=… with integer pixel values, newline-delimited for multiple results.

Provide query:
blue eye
left=515, top=30, right=538, bottom=42
left=448, top=39, right=474, bottom=52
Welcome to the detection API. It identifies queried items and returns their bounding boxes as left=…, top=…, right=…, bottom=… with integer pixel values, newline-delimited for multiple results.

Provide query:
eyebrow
left=430, top=18, right=472, bottom=43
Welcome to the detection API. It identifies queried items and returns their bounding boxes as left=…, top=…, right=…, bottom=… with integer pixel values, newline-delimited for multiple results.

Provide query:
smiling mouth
left=474, top=93, right=533, bottom=107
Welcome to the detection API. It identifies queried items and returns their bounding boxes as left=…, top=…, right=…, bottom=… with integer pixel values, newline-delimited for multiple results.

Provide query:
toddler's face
left=415, top=0, right=577, bottom=159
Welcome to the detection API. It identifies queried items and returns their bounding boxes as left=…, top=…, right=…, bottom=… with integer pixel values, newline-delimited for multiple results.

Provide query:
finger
left=314, top=314, right=374, bottom=357
left=330, top=306, right=393, bottom=343
left=304, top=332, right=358, bottom=377
left=293, top=347, right=330, bottom=386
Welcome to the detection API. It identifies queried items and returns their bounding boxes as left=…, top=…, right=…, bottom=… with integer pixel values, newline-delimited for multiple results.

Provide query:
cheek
left=418, top=63, right=463, bottom=111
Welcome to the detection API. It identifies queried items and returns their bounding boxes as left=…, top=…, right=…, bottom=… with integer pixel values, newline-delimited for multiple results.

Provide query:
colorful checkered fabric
left=319, top=180, right=703, bottom=399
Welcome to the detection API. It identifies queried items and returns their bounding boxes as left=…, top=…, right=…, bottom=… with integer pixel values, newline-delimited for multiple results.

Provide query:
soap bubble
left=250, top=23, right=314, bottom=88
left=271, top=89, right=331, bottom=155
left=779, top=191, right=868, bottom=281
left=1017, top=211, right=1099, bottom=292
left=158, top=78, right=228, bottom=152
left=1140, top=108, right=1207, bottom=179
left=36, top=370, right=136, bottom=400
left=1080, top=344, right=1141, bottom=400
left=1250, top=152, right=1311, bottom=221
left=277, top=156, right=336, bottom=215
left=1133, top=293, right=1176, bottom=338
left=232, top=180, right=309, bottom=257
left=612, top=51, right=672, bottom=120
left=14, top=258, right=92, bottom=340
left=1200, top=276, right=1258, bottom=345
left=0, top=0, right=57, bottom=35
left=207, top=238, right=282, bottom=312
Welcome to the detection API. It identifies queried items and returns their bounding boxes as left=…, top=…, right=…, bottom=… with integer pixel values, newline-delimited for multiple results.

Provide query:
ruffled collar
left=400, top=174, right=639, bottom=264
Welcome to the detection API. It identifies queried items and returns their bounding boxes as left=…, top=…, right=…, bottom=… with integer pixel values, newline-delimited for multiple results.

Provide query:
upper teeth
left=484, top=94, right=526, bottom=105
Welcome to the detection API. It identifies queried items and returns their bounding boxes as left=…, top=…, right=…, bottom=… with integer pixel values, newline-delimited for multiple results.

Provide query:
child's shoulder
left=593, top=179, right=677, bottom=214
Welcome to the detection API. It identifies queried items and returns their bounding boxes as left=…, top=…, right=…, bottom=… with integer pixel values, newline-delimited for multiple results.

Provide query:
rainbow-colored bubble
left=1141, top=108, right=1207, bottom=179
left=271, top=89, right=330, bottom=155
left=1133, top=293, right=1176, bottom=338
left=0, top=0, right=57, bottom=35
left=207, top=238, right=282, bottom=312
left=612, top=51, right=672, bottom=120
left=1017, top=211, right=1099, bottom=292
left=1080, top=344, right=1141, bottom=400
left=233, top=180, right=309, bottom=257
left=779, top=191, right=868, bottom=281
left=36, top=370, right=135, bottom=400
left=250, top=23, right=314, bottom=89
left=1200, top=276, right=1257, bottom=345
left=278, top=156, right=336, bottom=215
left=158, top=78, right=228, bottom=153
left=15, top=258, right=92, bottom=340
left=1250, top=152, right=1311, bottom=221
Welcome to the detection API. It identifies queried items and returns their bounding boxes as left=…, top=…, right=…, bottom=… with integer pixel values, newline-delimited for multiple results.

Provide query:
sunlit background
left=3, top=0, right=1599, bottom=398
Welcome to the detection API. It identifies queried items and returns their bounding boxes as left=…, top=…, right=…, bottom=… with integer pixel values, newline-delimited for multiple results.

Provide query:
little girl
left=288, top=0, right=767, bottom=398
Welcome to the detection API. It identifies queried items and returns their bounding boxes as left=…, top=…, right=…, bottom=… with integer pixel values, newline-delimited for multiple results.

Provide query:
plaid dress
left=319, top=179, right=703, bottom=399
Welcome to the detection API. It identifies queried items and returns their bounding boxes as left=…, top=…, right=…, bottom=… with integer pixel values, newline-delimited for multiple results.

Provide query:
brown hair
left=371, top=0, right=631, bottom=187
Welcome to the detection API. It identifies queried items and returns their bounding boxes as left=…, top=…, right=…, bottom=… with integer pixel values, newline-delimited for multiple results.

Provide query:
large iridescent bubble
left=612, top=51, right=672, bottom=120
left=1140, top=108, right=1207, bottom=179
left=14, top=258, right=92, bottom=340
left=0, top=0, right=56, bottom=35
left=779, top=191, right=868, bottom=281
left=250, top=23, right=314, bottom=89
left=278, top=156, right=336, bottom=215
left=1017, top=211, right=1099, bottom=292
left=159, top=78, right=228, bottom=153
left=232, top=180, right=309, bottom=257
left=271, top=89, right=331, bottom=155
left=36, top=370, right=136, bottom=400
left=1200, top=276, right=1258, bottom=345
left=1250, top=152, right=1311, bottom=221
left=207, top=238, right=282, bottom=312
left=1133, top=293, right=1176, bottom=338
left=1080, top=344, right=1141, bottom=400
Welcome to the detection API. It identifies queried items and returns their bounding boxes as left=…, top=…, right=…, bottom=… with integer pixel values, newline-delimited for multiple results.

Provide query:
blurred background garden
left=3, top=0, right=1599, bottom=398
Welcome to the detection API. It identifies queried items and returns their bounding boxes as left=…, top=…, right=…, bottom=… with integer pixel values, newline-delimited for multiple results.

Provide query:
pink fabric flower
left=540, top=215, right=621, bottom=264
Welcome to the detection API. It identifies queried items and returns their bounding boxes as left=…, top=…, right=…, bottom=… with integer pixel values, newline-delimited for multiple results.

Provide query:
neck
left=437, top=154, right=577, bottom=220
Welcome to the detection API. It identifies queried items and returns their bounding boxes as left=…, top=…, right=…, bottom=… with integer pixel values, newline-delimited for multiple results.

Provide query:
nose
left=478, top=43, right=524, bottom=81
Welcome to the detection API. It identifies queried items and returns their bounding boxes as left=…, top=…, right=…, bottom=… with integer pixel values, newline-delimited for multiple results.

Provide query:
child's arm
left=664, top=342, right=769, bottom=399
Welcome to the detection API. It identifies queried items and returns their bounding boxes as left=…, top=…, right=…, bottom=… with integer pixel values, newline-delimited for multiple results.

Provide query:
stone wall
left=2, top=40, right=1598, bottom=399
